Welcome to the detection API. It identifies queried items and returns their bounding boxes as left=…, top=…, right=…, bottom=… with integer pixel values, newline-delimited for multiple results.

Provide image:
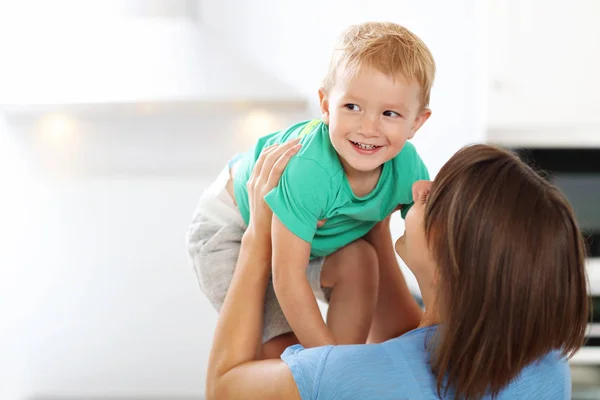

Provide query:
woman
left=205, top=141, right=589, bottom=399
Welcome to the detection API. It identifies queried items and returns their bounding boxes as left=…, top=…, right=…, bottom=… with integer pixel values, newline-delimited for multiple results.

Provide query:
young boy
left=187, top=21, right=435, bottom=357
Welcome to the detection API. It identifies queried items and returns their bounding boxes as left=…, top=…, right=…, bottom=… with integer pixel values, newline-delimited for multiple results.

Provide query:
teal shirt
left=233, top=119, right=430, bottom=259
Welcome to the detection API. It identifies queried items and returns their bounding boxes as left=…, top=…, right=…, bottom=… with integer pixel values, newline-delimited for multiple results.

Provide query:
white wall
left=13, top=176, right=212, bottom=398
left=0, top=109, right=308, bottom=399
left=0, top=115, right=29, bottom=400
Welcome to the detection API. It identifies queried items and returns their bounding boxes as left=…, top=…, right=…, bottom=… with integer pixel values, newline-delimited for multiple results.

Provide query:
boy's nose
left=360, top=116, right=379, bottom=137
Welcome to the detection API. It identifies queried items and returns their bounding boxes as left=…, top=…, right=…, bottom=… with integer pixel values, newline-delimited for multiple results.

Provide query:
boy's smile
left=319, top=66, right=430, bottom=182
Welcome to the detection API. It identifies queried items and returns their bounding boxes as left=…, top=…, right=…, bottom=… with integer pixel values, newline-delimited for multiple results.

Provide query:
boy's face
left=319, top=67, right=431, bottom=177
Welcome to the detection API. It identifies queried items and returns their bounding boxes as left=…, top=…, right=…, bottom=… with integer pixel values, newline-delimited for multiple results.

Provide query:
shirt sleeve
left=400, top=150, right=431, bottom=219
left=281, top=344, right=334, bottom=400
left=282, top=342, right=411, bottom=399
left=264, top=156, right=332, bottom=243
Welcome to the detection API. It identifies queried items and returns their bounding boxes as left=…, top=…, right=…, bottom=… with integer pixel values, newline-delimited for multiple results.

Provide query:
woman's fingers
left=267, top=143, right=301, bottom=190
left=251, top=140, right=299, bottom=183
left=247, top=139, right=301, bottom=195
left=262, top=139, right=300, bottom=176
left=250, top=144, right=278, bottom=183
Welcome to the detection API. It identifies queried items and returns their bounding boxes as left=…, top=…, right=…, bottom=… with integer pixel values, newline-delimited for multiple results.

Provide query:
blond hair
left=322, top=22, right=436, bottom=108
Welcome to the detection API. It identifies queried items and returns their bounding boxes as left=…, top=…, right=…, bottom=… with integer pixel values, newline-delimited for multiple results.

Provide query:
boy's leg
left=190, top=210, right=297, bottom=360
left=260, top=332, right=299, bottom=360
left=187, top=216, right=242, bottom=309
left=365, top=229, right=423, bottom=343
left=187, top=166, right=247, bottom=312
left=259, top=239, right=379, bottom=356
left=318, top=239, right=379, bottom=345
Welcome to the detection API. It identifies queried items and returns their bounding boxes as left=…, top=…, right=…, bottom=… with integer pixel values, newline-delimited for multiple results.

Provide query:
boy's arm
left=263, top=156, right=335, bottom=347
left=271, top=216, right=336, bottom=348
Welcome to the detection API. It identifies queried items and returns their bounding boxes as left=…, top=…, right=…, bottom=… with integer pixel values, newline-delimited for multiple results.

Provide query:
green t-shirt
left=233, top=119, right=430, bottom=259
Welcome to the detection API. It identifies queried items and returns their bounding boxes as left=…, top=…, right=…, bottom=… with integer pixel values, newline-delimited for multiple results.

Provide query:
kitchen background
left=0, top=0, right=599, bottom=399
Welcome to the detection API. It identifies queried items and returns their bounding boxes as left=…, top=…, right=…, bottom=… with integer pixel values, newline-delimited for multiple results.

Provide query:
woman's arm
left=206, top=140, right=302, bottom=400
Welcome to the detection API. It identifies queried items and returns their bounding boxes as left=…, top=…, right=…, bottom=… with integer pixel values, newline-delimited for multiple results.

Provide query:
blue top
left=281, top=325, right=571, bottom=399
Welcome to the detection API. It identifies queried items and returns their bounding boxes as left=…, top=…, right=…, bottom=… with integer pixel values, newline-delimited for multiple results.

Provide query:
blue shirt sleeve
left=281, top=342, right=410, bottom=400
left=281, top=344, right=334, bottom=400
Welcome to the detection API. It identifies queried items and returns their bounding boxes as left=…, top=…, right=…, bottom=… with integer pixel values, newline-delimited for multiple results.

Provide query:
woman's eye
left=383, top=110, right=400, bottom=117
left=345, top=104, right=361, bottom=111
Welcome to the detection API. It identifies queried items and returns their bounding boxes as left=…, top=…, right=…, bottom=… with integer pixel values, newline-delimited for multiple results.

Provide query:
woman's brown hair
left=424, top=144, right=589, bottom=399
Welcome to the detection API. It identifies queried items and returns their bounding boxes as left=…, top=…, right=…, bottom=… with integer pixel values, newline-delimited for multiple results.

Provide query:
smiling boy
left=187, top=21, right=435, bottom=357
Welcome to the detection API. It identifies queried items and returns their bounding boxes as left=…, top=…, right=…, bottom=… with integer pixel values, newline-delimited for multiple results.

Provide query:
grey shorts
left=186, top=166, right=328, bottom=343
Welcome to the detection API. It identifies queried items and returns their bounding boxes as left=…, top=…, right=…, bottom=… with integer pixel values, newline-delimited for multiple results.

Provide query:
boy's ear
left=318, top=88, right=330, bottom=125
left=408, top=108, right=432, bottom=139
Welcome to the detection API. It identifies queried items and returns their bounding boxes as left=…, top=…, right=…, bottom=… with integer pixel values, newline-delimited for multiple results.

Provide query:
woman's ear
left=318, top=88, right=330, bottom=125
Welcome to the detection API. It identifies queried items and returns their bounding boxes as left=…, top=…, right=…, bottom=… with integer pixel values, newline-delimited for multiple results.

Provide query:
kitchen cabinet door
left=486, top=0, right=600, bottom=136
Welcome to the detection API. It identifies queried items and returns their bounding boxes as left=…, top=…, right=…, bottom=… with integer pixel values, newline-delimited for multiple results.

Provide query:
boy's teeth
left=353, top=141, right=378, bottom=150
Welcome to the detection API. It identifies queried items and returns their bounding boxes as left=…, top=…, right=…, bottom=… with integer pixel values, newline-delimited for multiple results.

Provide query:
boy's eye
left=345, top=104, right=361, bottom=111
left=383, top=110, right=401, bottom=117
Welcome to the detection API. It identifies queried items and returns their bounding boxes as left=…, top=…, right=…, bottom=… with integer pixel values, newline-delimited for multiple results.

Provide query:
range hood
left=0, top=0, right=307, bottom=116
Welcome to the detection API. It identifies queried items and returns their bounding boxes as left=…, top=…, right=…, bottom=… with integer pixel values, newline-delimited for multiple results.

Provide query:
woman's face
left=395, top=180, right=437, bottom=278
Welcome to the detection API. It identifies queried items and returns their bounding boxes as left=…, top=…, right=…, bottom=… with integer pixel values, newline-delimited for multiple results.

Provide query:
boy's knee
left=335, top=239, right=379, bottom=286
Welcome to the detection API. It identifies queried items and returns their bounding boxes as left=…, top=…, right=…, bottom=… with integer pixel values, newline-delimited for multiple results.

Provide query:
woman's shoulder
left=281, top=327, right=437, bottom=399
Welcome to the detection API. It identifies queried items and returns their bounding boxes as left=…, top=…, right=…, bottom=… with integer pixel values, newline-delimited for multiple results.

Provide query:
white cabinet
left=486, top=0, right=600, bottom=146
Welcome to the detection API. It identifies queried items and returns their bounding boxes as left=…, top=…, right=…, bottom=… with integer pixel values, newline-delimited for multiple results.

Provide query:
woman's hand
left=245, top=138, right=302, bottom=240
